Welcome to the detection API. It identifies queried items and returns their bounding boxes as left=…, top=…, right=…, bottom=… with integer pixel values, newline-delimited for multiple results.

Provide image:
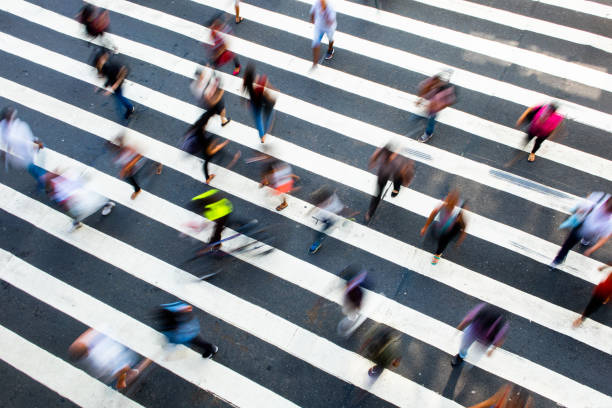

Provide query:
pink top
left=529, top=105, right=563, bottom=137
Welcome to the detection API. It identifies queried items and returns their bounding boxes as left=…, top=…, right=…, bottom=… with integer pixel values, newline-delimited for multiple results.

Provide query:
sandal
left=235, top=17, right=244, bottom=24
left=391, top=189, right=399, bottom=197
left=131, top=190, right=141, bottom=200
left=232, top=66, right=241, bottom=76
left=431, top=255, right=441, bottom=265
left=276, top=201, right=288, bottom=211
left=527, top=153, right=536, bottom=162
left=221, top=118, right=231, bottom=127
left=206, top=174, right=215, bottom=184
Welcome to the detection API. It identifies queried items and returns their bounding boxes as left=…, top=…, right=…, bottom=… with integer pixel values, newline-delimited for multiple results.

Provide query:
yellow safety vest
left=192, top=189, right=233, bottom=220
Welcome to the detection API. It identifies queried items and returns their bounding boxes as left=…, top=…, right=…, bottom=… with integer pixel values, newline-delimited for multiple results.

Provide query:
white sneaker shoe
left=101, top=201, right=116, bottom=216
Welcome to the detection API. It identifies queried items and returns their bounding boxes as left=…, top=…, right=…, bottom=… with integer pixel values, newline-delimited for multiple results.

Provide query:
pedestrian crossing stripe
left=4, top=1, right=611, bottom=181
left=0, top=324, right=146, bottom=408
left=0, top=248, right=301, bottom=408
left=531, top=0, right=612, bottom=19
left=0, top=36, right=606, bottom=287
left=2, top=76, right=611, bottom=357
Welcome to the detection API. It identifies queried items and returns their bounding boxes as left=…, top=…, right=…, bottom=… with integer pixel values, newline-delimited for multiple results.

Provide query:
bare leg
left=312, top=46, right=320, bottom=67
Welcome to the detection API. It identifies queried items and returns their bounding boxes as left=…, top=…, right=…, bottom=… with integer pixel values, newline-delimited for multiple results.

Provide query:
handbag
left=559, top=193, right=607, bottom=230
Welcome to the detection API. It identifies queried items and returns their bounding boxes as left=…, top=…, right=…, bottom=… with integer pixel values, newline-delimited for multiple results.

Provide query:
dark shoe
left=221, top=118, right=231, bottom=127
left=309, top=241, right=322, bottom=254
left=367, top=366, right=381, bottom=377
left=325, top=48, right=335, bottom=60
left=203, top=345, right=219, bottom=359
left=390, top=189, right=399, bottom=198
left=451, top=354, right=463, bottom=367
left=125, top=106, right=135, bottom=119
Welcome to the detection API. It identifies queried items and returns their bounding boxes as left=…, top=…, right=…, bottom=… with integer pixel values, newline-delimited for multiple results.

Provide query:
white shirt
left=580, top=193, right=612, bottom=241
left=310, top=0, right=337, bottom=31
left=0, top=118, right=37, bottom=169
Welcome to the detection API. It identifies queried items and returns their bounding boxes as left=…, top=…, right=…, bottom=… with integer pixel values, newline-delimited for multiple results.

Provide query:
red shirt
left=594, top=272, right=612, bottom=299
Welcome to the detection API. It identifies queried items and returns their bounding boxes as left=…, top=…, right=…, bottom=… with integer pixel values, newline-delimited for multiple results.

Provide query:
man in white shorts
left=310, top=0, right=336, bottom=67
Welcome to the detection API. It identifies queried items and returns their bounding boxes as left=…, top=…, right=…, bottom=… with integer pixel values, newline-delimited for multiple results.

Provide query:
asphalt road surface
left=0, top=0, right=611, bottom=407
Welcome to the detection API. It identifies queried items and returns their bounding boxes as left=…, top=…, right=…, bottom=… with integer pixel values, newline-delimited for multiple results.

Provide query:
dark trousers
left=582, top=294, right=606, bottom=319
left=368, top=176, right=402, bottom=217
left=190, top=334, right=216, bottom=357
left=126, top=174, right=141, bottom=192
left=209, top=214, right=229, bottom=246
left=113, top=86, right=133, bottom=117
left=526, top=132, right=547, bottom=154
left=553, top=226, right=582, bottom=264
left=435, top=223, right=462, bottom=255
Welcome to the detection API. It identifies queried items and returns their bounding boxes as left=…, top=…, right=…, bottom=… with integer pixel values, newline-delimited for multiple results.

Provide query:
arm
left=515, top=106, right=534, bottom=127
left=455, top=211, right=468, bottom=247
left=457, top=303, right=485, bottom=331
left=207, top=139, right=229, bottom=156
left=584, top=234, right=611, bottom=257
left=368, top=148, right=382, bottom=169
left=109, top=67, right=127, bottom=92
left=486, top=323, right=508, bottom=356
left=420, top=205, right=441, bottom=236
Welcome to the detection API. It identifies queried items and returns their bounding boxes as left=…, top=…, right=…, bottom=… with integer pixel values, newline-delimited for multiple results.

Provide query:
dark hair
left=242, top=64, right=256, bottom=92
left=1, top=107, right=16, bottom=122
left=79, top=4, right=95, bottom=22
left=548, top=102, right=559, bottom=112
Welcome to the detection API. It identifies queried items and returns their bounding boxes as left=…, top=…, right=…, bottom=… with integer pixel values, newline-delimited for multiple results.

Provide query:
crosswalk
left=0, top=0, right=610, bottom=407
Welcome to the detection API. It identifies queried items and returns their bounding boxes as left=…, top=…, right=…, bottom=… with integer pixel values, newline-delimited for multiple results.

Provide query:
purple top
left=463, top=303, right=509, bottom=346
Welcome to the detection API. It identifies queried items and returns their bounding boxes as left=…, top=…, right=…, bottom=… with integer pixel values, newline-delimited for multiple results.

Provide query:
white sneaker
left=580, top=238, right=592, bottom=246
left=418, top=132, right=433, bottom=143
left=101, top=201, right=116, bottom=216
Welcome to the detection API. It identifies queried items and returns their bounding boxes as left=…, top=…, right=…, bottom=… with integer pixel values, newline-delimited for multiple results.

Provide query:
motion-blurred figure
left=208, top=15, right=241, bottom=76
left=109, top=133, right=162, bottom=200
left=155, top=301, right=219, bottom=358
left=420, top=189, right=467, bottom=265
left=69, top=328, right=152, bottom=389
left=451, top=303, right=508, bottom=367
left=260, top=157, right=299, bottom=211
left=242, top=64, right=276, bottom=143
left=573, top=264, right=611, bottom=327
left=93, top=50, right=135, bottom=121
left=45, top=168, right=115, bottom=230
left=191, top=69, right=231, bottom=128
left=337, top=265, right=369, bottom=337
left=75, top=3, right=116, bottom=51
left=412, top=73, right=456, bottom=143
left=365, top=144, right=414, bottom=223
left=310, top=0, right=336, bottom=67
left=552, top=192, right=612, bottom=268
left=307, top=186, right=354, bottom=254
left=515, top=102, right=564, bottom=162
left=468, top=384, right=533, bottom=408
left=0, top=107, right=46, bottom=189
left=188, top=188, right=234, bottom=250
left=361, top=326, right=401, bottom=378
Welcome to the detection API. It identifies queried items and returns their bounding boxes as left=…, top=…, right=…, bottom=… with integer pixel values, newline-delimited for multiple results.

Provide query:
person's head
left=92, top=50, right=109, bottom=72
left=80, top=4, right=96, bottom=22
left=1, top=107, right=17, bottom=123
left=444, top=189, right=460, bottom=209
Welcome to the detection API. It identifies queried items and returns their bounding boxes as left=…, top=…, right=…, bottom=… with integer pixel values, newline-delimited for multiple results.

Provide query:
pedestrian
left=573, top=265, right=611, bottom=327
left=69, top=328, right=152, bottom=390
left=190, top=69, right=231, bottom=128
left=242, top=64, right=276, bottom=143
left=260, top=157, right=299, bottom=211
left=365, top=144, right=414, bottom=223
left=0, top=107, right=46, bottom=190
left=515, top=102, right=564, bottom=162
left=188, top=188, right=234, bottom=250
left=360, top=326, right=401, bottom=378
left=93, top=50, right=135, bottom=120
left=75, top=3, right=116, bottom=51
left=182, top=117, right=228, bottom=184
left=551, top=192, right=612, bottom=268
left=420, top=189, right=467, bottom=265
left=234, top=0, right=243, bottom=24
left=155, top=301, right=219, bottom=359
left=337, top=265, right=369, bottom=337
left=208, top=15, right=241, bottom=76
left=468, top=384, right=533, bottom=408
left=412, top=73, right=456, bottom=143
left=109, top=134, right=162, bottom=200
left=310, top=0, right=337, bottom=67
left=451, top=303, right=508, bottom=366
left=307, top=186, right=353, bottom=254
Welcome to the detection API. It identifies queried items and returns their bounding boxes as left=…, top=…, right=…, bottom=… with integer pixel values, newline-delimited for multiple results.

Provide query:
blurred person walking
left=260, top=157, right=299, bottom=211
left=411, top=73, right=456, bottom=143
left=69, top=328, right=152, bottom=390
left=0, top=107, right=46, bottom=189
left=207, top=15, right=241, bottom=76
left=451, top=303, right=508, bottom=366
left=310, top=0, right=337, bottom=67
left=242, top=64, right=276, bottom=143
left=93, top=50, right=135, bottom=121
left=365, top=144, right=414, bottom=223
left=515, top=102, right=564, bottom=162
left=337, top=265, right=369, bottom=337
left=420, top=189, right=467, bottom=265
left=155, top=301, right=219, bottom=358
left=551, top=192, right=612, bottom=268
left=468, top=384, right=533, bottom=408
left=190, top=69, right=231, bottom=128
left=361, top=326, right=401, bottom=378
left=75, top=3, right=116, bottom=51
left=307, top=186, right=355, bottom=254
left=188, top=188, right=234, bottom=250
left=573, top=265, right=612, bottom=327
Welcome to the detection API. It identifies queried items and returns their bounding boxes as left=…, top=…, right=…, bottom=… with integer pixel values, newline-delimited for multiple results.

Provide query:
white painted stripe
left=533, top=0, right=612, bottom=19
left=46, top=0, right=612, bottom=180
left=0, top=43, right=604, bottom=286
left=348, top=0, right=612, bottom=51
left=6, top=1, right=611, bottom=182
left=0, top=324, right=145, bottom=408
left=288, top=0, right=612, bottom=92
left=2, top=170, right=611, bottom=408
left=203, top=0, right=612, bottom=134
left=0, top=192, right=460, bottom=408
left=0, top=251, right=299, bottom=408
left=0, top=80, right=609, bottom=359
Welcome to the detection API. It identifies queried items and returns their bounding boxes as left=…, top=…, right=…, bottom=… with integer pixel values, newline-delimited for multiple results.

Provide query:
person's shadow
left=441, top=363, right=465, bottom=400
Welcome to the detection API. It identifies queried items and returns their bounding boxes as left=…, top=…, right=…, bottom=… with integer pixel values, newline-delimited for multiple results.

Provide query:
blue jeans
left=27, top=163, right=47, bottom=190
left=251, top=103, right=274, bottom=139
left=409, top=112, right=437, bottom=136
left=113, top=86, right=133, bottom=118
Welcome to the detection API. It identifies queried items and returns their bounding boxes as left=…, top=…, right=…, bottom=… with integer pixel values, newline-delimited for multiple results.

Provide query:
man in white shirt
left=552, top=192, right=612, bottom=267
left=310, top=0, right=337, bottom=67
